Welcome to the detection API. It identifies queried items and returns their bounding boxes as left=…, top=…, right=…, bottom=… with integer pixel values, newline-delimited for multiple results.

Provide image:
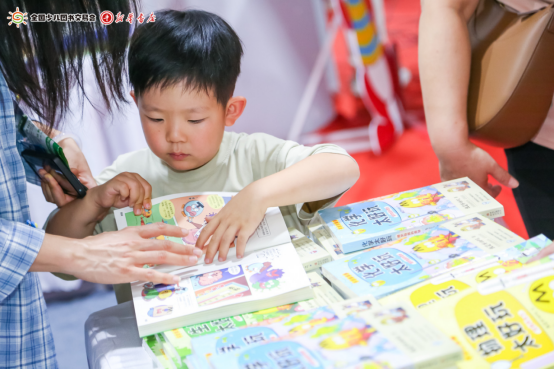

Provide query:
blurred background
left=29, top=0, right=527, bottom=367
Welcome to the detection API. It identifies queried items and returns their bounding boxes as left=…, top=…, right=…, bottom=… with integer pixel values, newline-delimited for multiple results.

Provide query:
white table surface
left=85, top=301, right=158, bottom=369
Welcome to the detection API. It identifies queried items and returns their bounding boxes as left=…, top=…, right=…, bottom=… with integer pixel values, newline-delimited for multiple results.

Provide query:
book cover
left=132, top=242, right=313, bottom=337
left=288, top=227, right=333, bottom=272
left=379, top=235, right=553, bottom=310
left=418, top=265, right=554, bottom=368
left=188, top=294, right=380, bottom=364
left=201, top=304, right=461, bottom=369
left=114, top=192, right=291, bottom=270
left=160, top=271, right=343, bottom=367
left=142, top=335, right=176, bottom=369
left=322, top=214, right=524, bottom=299
left=317, top=177, right=504, bottom=253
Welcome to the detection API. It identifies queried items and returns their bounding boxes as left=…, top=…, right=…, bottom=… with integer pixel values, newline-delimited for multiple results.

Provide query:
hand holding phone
left=22, top=149, right=88, bottom=200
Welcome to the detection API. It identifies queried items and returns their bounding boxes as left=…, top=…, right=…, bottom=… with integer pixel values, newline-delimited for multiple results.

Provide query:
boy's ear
left=130, top=90, right=137, bottom=105
left=224, top=96, right=247, bottom=127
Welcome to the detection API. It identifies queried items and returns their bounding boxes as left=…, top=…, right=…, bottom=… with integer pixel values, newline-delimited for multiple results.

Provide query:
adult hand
left=437, top=141, right=519, bottom=198
left=62, top=223, right=203, bottom=284
left=39, top=137, right=96, bottom=207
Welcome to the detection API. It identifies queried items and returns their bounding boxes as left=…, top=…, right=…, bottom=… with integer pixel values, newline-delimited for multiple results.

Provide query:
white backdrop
left=28, top=0, right=336, bottom=231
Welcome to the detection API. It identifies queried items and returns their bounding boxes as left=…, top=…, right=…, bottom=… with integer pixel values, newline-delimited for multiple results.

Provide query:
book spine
left=321, top=267, right=356, bottom=299
left=302, top=254, right=334, bottom=272
left=415, top=348, right=464, bottom=369
left=478, top=204, right=505, bottom=219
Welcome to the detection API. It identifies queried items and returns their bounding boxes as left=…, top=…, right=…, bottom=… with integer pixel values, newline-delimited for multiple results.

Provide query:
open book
left=114, top=192, right=313, bottom=337
left=114, top=192, right=292, bottom=271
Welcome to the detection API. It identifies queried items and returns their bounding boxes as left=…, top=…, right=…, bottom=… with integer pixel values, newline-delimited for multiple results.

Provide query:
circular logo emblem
left=100, top=10, right=114, bottom=25
left=7, top=7, right=28, bottom=28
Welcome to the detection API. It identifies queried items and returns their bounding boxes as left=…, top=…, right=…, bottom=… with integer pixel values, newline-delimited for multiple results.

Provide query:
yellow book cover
left=379, top=235, right=552, bottom=309
left=418, top=264, right=554, bottom=368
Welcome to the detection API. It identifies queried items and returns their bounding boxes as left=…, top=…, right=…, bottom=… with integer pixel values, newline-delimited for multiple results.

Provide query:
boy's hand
left=196, top=185, right=267, bottom=263
left=89, top=172, right=152, bottom=216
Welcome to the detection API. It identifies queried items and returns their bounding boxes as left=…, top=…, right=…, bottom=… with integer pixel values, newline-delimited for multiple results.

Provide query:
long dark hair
left=0, top=0, right=138, bottom=132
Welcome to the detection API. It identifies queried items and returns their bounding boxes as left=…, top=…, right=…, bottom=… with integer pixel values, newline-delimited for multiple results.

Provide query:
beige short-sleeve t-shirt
left=94, top=131, right=354, bottom=236
left=498, top=0, right=554, bottom=150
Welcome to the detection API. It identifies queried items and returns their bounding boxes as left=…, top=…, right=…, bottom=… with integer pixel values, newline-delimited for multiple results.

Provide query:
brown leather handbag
left=467, top=0, right=554, bottom=148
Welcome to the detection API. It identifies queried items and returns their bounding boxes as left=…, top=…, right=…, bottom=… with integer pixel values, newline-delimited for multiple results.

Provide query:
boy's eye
left=188, top=118, right=206, bottom=124
left=146, top=116, right=163, bottom=122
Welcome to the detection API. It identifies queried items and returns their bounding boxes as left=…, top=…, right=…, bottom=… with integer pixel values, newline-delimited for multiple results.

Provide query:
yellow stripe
left=346, top=1, right=368, bottom=22
left=361, top=45, right=384, bottom=65
left=355, top=25, right=376, bottom=47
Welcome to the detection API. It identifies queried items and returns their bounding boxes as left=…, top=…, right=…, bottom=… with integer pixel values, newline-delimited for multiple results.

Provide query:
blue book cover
left=317, top=178, right=504, bottom=253
left=322, top=214, right=524, bottom=300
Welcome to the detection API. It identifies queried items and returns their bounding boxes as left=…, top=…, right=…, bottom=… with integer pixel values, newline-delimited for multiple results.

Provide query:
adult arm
left=33, top=223, right=201, bottom=285
left=419, top=0, right=518, bottom=197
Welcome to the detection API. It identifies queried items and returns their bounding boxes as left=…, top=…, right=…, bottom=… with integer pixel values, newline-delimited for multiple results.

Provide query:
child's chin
left=165, top=158, right=201, bottom=172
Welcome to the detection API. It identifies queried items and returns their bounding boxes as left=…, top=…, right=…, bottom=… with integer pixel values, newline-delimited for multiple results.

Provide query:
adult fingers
left=136, top=238, right=203, bottom=257
left=129, top=266, right=181, bottom=285
left=196, top=217, right=220, bottom=250
left=487, top=183, right=502, bottom=199
left=527, top=242, right=554, bottom=264
left=45, top=173, right=75, bottom=206
left=41, top=180, right=55, bottom=204
left=131, top=249, right=199, bottom=266
left=217, top=226, right=239, bottom=262
left=49, top=169, right=77, bottom=196
left=489, top=161, right=519, bottom=189
left=132, top=222, right=189, bottom=239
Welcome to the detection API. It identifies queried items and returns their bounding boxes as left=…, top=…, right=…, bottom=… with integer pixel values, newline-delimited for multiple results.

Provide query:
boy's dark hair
left=129, top=10, right=243, bottom=106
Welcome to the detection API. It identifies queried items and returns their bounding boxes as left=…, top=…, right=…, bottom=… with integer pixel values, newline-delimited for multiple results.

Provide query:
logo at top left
left=7, top=7, right=28, bottom=28
left=100, top=10, right=114, bottom=25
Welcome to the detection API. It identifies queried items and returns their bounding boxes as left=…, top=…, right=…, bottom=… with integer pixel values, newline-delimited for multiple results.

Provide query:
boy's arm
left=46, top=172, right=153, bottom=239
left=197, top=153, right=359, bottom=263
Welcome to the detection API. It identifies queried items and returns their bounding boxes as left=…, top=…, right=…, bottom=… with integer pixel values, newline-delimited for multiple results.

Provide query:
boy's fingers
left=130, top=267, right=181, bottom=285
left=235, top=232, right=249, bottom=259
left=132, top=222, right=188, bottom=239
left=196, top=218, right=219, bottom=250
left=132, top=174, right=153, bottom=209
left=204, top=226, right=227, bottom=264
left=217, top=227, right=239, bottom=262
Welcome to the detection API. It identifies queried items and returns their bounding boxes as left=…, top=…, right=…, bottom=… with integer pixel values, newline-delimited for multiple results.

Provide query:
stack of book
left=113, top=178, right=554, bottom=369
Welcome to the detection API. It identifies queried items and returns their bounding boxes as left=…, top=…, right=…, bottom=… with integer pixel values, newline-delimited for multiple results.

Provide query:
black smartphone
left=21, top=149, right=88, bottom=198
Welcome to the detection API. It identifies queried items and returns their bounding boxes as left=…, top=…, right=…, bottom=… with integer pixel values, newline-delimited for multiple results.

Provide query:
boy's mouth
left=169, top=153, right=190, bottom=160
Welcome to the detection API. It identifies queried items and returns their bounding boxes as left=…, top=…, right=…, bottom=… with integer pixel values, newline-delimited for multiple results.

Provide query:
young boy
left=45, top=10, right=359, bottom=302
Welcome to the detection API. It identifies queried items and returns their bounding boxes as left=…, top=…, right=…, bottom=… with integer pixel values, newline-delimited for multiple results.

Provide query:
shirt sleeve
left=0, top=219, right=44, bottom=302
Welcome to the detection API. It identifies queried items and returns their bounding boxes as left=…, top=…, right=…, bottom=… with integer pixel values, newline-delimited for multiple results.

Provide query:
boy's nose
left=166, top=121, right=186, bottom=143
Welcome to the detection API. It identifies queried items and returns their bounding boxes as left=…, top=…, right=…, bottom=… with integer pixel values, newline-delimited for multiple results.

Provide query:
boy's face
left=134, top=83, right=243, bottom=171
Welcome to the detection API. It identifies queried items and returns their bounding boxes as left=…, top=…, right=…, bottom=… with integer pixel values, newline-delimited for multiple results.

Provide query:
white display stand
left=85, top=302, right=155, bottom=369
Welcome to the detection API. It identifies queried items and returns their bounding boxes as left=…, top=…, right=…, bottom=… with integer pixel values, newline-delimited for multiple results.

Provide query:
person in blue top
left=0, top=1, right=201, bottom=367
